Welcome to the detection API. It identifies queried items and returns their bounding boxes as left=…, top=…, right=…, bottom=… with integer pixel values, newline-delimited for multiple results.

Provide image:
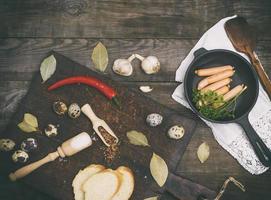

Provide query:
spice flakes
left=98, top=126, right=119, bottom=163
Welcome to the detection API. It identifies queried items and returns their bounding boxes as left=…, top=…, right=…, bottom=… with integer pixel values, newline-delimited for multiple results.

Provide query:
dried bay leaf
left=150, top=153, right=168, bottom=187
left=40, top=55, right=56, bottom=83
left=197, top=142, right=210, bottom=163
left=144, top=196, right=159, bottom=200
left=91, top=42, right=108, bottom=72
left=24, top=113, right=38, bottom=128
left=126, top=130, right=150, bottom=147
left=18, top=113, right=39, bottom=133
left=18, top=121, right=37, bottom=133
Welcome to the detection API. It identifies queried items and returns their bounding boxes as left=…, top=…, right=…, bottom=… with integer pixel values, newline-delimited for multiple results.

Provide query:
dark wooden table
left=0, top=1, right=270, bottom=200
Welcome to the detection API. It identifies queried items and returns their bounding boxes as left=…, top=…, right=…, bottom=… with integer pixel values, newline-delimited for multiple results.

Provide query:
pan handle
left=193, top=48, right=208, bottom=58
left=237, top=116, right=271, bottom=167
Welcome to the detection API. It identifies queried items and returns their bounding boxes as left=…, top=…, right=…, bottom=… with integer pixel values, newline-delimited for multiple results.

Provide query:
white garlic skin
left=0, top=139, right=15, bottom=151
left=167, top=125, right=185, bottom=140
left=141, top=56, right=160, bottom=74
left=112, top=59, right=133, bottom=76
left=139, top=86, right=153, bottom=93
left=146, top=113, right=163, bottom=127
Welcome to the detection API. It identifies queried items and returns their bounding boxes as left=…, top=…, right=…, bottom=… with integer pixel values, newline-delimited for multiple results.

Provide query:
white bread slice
left=111, top=166, right=135, bottom=200
left=83, top=169, right=121, bottom=200
left=72, top=164, right=105, bottom=200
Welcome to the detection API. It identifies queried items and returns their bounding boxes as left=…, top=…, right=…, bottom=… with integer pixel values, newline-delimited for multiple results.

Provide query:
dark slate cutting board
left=0, top=52, right=197, bottom=200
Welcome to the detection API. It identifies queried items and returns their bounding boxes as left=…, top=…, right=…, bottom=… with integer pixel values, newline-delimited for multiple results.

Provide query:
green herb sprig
left=192, top=90, right=241, bottom=120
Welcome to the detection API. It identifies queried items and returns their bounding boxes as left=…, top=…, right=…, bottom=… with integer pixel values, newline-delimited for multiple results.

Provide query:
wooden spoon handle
left=249, top=51, right=271, bottom=99
left=9, top=151, right=60, bottom=181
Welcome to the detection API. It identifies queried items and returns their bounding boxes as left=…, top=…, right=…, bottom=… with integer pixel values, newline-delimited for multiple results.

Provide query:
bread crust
left=111, top=166, right=135, bottom=200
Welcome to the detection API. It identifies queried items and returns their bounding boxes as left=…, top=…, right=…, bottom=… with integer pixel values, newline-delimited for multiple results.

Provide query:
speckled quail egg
left=53, top=101, right=67, bottom=115
left=0, top=139, right=15, bottom=152
left=68, top=103, right=81, bottom=119
left=44, top=124, right=58, bottom=137
left=12, top=150, right=29, bottom=163
left=167, top=125, right=185, bottom=140
left=146, top=113, right=163, bottom=127
left=21, top=138, right=38, bottom=152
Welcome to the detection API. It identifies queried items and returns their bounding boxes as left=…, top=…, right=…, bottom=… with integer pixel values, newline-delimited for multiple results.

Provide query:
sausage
left=201, top=78, right=232, bottom=92
left=197, top=69, right=235, bottom=90
left=195, top=65, right=234, bottom=76
left=214, top=85, right=230, bottom=95
left=223, top=84, right=247, bottom=101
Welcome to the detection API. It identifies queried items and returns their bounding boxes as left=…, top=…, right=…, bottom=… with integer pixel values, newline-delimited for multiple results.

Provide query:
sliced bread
left=72, top=164, right=105, bottom=200
left=111, top=166, right=135, bottom=200
left=83, top=169, right=121, bottom=200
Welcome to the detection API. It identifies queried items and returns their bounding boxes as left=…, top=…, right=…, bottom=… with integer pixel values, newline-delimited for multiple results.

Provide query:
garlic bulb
left=112, top=54, right=135, bottom=76
left=135, top=54, right=160, bottom=74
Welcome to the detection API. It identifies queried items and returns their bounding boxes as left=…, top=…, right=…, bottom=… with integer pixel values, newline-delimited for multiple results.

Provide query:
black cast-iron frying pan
left=184, top=48, right=271, bottom=167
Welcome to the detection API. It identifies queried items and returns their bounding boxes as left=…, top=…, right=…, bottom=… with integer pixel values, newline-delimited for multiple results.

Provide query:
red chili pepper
left=48, top=76, right=120, bottom=107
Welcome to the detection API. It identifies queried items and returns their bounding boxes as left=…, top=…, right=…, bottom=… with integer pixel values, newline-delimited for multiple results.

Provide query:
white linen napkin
left=172, top=15, right=271, bottom=174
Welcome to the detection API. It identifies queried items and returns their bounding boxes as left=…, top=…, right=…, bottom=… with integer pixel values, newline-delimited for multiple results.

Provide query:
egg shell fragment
left=167, top=125, right=185, bottom=140
left=53, top=101, right=67, bottom=115
left=12, top=150, right=29, bottom=163
left=0, top=139, right=15, bottom=152
left=68, top=103, right=81, bottom=119
left=21, top=138, right=38, bottom=152
left=146, top=113, right=163, bottom=127
left=45, top=124, right=58, bottom=137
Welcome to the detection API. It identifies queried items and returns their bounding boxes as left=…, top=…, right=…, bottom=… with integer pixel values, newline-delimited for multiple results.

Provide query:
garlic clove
left=112, top=58, right=133, bottom=76
left=139, top=86, right=153, bottom=93
left=141, top=56, right=160, bottom=74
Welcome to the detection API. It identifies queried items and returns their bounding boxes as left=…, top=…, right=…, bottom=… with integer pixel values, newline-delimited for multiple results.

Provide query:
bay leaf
left=144, top=196, right=159, bottom=200
left=24, top=113, right=38, bottom=128
left=150, top=153, right=168, bottom=187
left=18, top=121, right=37, bottom=133
left=91, top=42, right=108, bottom=72
left=126, top=130, right=150, bottom=147
left=197, top=142, right=210, bottom=163
left=40, top=55, right=57, bottom=83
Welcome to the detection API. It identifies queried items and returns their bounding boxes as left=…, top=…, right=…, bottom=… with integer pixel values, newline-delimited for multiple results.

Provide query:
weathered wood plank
left=1, top=38, right=271, bottom=82
left=0, top=0, right=270, bottom=39
left=0, top=38, right=194, bottom=82
left=176, top=125, right=271, bottom=200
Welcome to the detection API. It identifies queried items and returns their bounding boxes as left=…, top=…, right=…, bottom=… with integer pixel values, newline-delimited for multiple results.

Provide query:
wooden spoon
left=225, top=16, right=271, bottom=99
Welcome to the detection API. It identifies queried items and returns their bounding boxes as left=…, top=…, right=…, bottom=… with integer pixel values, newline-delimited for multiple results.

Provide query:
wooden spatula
left=225, top=16, right=271, bottom=99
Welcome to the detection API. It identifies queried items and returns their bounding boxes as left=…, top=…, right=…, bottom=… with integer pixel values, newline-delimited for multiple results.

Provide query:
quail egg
left=167, top=125, right=185, bottom=140
left=53, top=101, right=67, bottom=115
left=21, top=138, right=38, bottom=152
left=0, top=139, right=15, bottom=152
left=68, top=103, right=81, bottom=119
left=44, top=124, right=58, bottom=137
left=12, top=150, right=29, bottom=163
left=146, top=113, right=163, bottom=127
